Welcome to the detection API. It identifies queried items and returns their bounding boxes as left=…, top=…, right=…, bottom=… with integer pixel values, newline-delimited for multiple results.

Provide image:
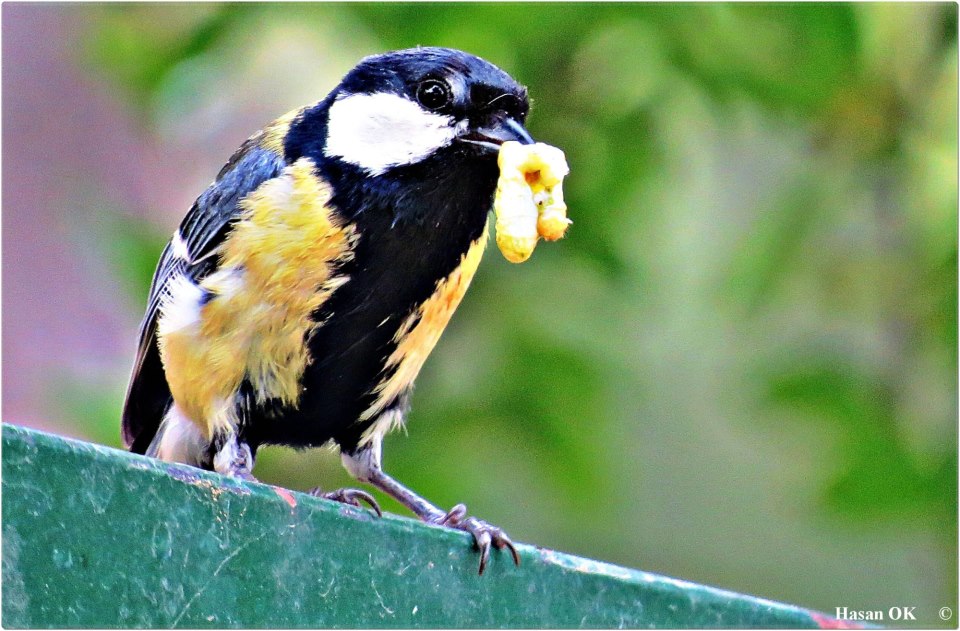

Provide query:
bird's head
left=322, top=47, right=533, bottom=176
left=285, top=48, right=533, bottom=179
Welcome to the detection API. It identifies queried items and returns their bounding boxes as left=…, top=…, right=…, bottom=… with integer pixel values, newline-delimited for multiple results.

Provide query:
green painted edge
left=1, top=423, right=862, bottom=629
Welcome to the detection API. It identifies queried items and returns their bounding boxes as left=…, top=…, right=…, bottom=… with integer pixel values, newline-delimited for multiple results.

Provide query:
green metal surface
left=2, top=424, right=852, bottom=628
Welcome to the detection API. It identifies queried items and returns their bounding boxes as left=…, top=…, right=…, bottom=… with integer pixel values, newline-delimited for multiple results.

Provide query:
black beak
left=459, top=116, right=535, bottom=152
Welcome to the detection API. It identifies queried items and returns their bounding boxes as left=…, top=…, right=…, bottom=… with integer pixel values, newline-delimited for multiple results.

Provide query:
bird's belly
left=259, top=223, right=490, bottom=450
left=357, top=223, right=489, bottom=443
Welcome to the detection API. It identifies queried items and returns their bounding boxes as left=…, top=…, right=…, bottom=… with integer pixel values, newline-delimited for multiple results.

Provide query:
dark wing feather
left=120, top=240, right=179, bottom=452
left=180, top=139, right=289, bottom=264
left=121, top=140, right=287, bottom=452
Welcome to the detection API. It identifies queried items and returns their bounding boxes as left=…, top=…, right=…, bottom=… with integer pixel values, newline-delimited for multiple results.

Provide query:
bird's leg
left=342, top=441, right=520, bottom=574
left=208, top=431, right=381, bottom=514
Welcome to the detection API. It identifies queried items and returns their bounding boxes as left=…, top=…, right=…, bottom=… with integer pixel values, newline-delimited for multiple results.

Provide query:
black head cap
left=340, top=47, right=529, bottom=126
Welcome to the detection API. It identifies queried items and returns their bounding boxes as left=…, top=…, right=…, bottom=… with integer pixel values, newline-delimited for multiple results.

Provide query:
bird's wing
left=121, top=137, right=288, bottom=453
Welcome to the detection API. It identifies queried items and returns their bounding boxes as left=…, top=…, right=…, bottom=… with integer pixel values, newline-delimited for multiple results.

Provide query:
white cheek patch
left=324, top=92, right=459, bottom=175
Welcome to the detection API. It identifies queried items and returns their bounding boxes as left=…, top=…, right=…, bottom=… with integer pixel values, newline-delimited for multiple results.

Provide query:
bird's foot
left=212, top=439, right=256, bottom=481
left=343, top=448, right=519, bottom=575
left=430, top=503, right=520, bottom=575
left=309, top=486, right=382, bottom=517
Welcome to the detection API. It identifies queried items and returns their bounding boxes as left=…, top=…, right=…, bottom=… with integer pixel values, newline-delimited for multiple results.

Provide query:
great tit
left=122, top=47, right=537, bottom=574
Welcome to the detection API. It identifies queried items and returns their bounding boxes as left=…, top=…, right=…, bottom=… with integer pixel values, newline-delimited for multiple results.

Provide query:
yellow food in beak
left=494, top=141, right=571, bottom=263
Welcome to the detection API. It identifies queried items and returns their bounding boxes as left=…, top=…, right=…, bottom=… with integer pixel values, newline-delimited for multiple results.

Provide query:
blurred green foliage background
left=3, top=2, right=956, bottom=624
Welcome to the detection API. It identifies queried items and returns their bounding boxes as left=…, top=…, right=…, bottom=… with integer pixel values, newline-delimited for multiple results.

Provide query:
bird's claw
left=438, top=503, right=468, bottom=526
left=309, top=487, right=383, bottom=517
left=430, top=507, right=520, bottom=575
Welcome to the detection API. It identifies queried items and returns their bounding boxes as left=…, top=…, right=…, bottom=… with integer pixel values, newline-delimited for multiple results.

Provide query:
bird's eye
left=416, top=80, right=452, bottom=111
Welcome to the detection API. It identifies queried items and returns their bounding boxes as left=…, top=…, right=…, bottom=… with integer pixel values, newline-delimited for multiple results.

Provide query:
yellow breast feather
left=158, top=158, right=357, bottom=438
left=258, top=107, right=307, bottom=155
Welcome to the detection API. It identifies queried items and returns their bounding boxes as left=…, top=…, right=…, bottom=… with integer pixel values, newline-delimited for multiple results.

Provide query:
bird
left=121, top=47, right=541, bottom=574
